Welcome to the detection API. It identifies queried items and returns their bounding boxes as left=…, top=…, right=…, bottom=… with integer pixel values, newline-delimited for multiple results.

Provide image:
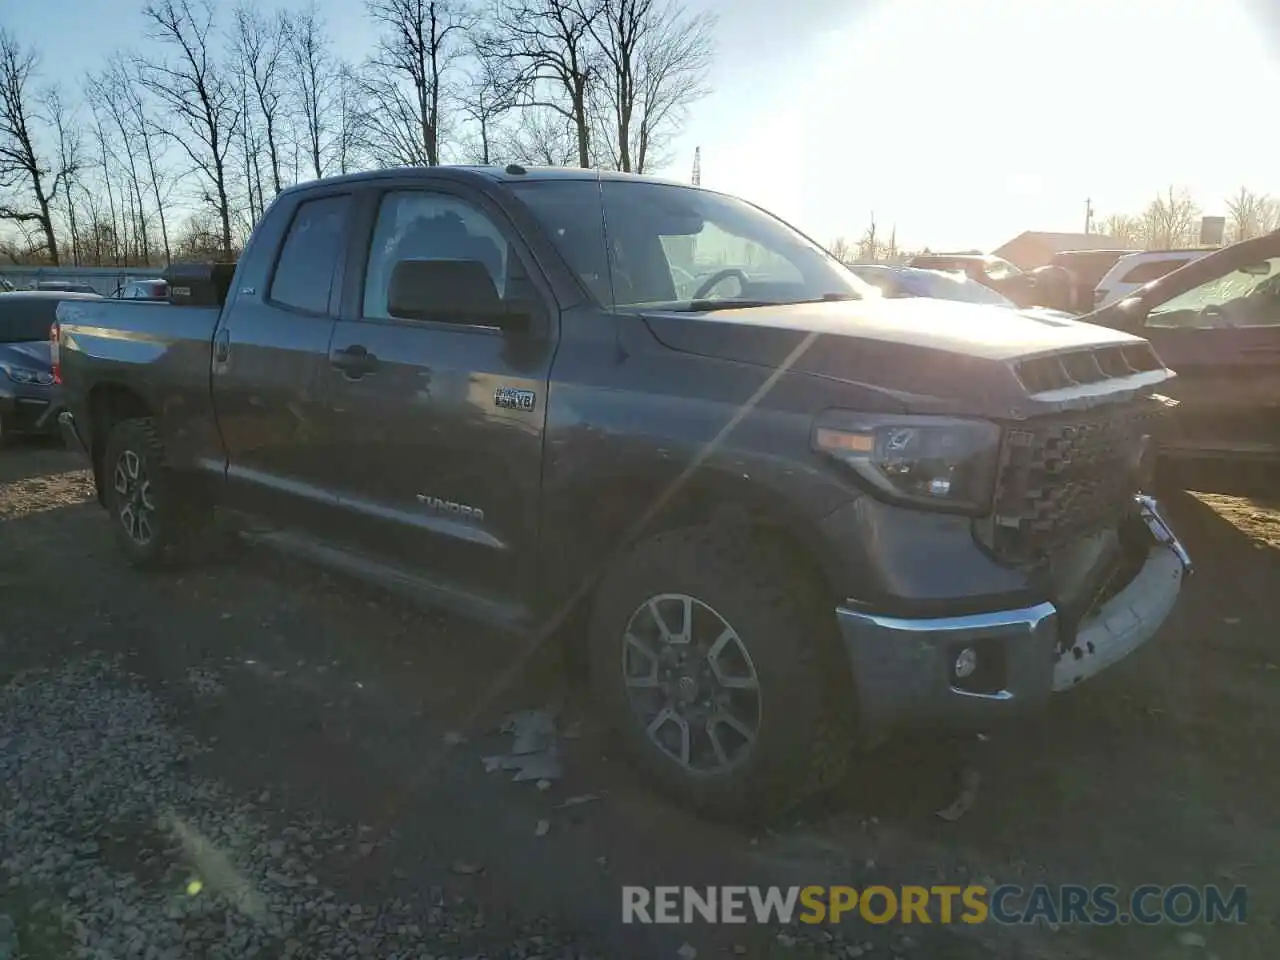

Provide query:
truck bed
left=56, top=298, right=223, bottom=472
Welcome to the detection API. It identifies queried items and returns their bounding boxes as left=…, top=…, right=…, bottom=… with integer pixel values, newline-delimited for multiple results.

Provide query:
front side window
left=511, top=179, right=873, bottom=310
left=269, top=194, right=351, bottom=314
left=1146, top=256, right=1280, bottom=329
left=363, top=191, right=510, bottom=320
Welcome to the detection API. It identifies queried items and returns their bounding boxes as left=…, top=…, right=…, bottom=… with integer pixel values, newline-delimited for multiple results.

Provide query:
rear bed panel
left=55, top=299, right=223, bottom=474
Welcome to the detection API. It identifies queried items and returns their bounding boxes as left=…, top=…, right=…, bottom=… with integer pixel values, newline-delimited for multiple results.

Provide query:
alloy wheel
left=113, top=448, right=155, bottom=546
left=620, top=593, right=761, bottom=775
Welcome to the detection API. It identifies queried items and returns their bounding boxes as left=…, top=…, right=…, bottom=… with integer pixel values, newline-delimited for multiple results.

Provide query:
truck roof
left=276, top=164, right=696, bottom=199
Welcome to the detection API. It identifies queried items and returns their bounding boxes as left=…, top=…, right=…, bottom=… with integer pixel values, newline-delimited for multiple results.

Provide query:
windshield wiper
left=680, top=298, right=785, bottom=313
left=679, top=292, right=861, bottom=313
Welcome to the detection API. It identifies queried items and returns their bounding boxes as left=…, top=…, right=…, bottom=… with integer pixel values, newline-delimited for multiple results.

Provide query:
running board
left=242, top=528, right=531, bottom=633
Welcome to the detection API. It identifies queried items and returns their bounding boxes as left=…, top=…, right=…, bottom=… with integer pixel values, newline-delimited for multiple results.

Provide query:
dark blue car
left=0, top=292, right=98, bottom=443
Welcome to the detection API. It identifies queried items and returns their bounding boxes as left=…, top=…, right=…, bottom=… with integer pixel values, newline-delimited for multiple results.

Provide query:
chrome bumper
left=835, top=496, right=1190, bottom=736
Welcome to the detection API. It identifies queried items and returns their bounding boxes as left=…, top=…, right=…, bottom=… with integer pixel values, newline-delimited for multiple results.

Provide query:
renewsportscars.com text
left=621, top=884, right=1248, bottom=926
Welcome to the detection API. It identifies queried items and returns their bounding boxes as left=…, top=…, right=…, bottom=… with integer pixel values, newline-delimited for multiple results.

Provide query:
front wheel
left=103, top=417, right=209, bottom=568
left=588, top=527, right=853, bottom=822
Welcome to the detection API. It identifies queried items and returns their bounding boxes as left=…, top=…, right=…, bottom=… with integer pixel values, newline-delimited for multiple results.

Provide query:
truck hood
left=642, top=298, right=1174, bottom=420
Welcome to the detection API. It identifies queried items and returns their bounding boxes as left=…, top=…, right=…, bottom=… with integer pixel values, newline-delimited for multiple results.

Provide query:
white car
left=1093, top=250, right=1213, bottom=309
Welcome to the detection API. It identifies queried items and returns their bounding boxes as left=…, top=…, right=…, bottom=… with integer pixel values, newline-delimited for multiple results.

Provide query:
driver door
left=1137, top=237, right=1280, bottom=459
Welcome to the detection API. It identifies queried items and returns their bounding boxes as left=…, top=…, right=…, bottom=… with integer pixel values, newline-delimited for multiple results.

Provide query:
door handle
left=330, top=344, right=379, bottom=376
left=213, top=328, right=231, bottom=363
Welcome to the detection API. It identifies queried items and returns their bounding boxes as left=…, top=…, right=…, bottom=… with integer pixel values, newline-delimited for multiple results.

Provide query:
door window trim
left=344, top=181, right=556, bottom=337
left=264, top=190, right=354, bottom=319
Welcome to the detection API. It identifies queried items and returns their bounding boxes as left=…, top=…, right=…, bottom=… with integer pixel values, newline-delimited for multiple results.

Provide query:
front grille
left=989, top=399, right=1165, bottom=562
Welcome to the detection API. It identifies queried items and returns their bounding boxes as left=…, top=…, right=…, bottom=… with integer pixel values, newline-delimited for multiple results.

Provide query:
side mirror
left=387, top=258, right=534, bottom=331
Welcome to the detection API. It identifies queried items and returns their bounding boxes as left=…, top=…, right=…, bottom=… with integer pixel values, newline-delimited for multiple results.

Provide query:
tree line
left=1098, top=185, right=1280, bottom=250
left=0, top=0, right=714, bottom=266
left=826, top=185, right=1280, bottom=267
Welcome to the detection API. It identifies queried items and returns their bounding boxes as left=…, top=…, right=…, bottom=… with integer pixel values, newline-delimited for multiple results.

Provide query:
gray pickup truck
left=53, top=166, right=1191, bottom=820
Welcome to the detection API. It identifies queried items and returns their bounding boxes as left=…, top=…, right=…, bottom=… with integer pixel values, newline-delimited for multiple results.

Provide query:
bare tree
left=0, top=29, right=74, bottom=263
left=1098, top=212, right=1143, bottom=249
left=857, top=214, right=880, bottom=261
left=84, top=99, right=124, bottom=265
left=497, top=104, right=578, bottom=165
left=285, top=3, right=336, bottom=180
left=587, top=0, right=712, bottom=173
left=488, top=0, right=602, bottom=168
left=138, top=0, right=240, bottom=258
left=332, top=63, right=364, bottom=174
left=364, top=0, right=474, bottom=167
left=458, top=30, right=519, bottom=164
left=232, top=3, right=288, bottom=196
left=1140, top=186, right=1199, bottom=250
left=119, top=59, right=174, bottom=264
left=89, top=62, right=154, bottom=263
left=44, top=89, right=85, bottom=264
left=828, top=236, right=853, bottom=262
left=1226, top=186, right=1273, bottom=242
left=232, top=70, right=265, bottom=224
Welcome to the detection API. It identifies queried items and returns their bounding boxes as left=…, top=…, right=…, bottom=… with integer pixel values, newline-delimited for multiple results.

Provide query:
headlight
left=0, top=363, right=55, bottom=386
left=813, top=413, right=1001, bottom=514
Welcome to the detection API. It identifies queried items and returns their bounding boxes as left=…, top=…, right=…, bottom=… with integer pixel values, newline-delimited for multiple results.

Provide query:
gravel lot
left=1, top=443, right=1277, bottom=959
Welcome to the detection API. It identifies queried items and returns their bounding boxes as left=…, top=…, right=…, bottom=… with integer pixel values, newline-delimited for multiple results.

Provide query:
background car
left=34, top=280, right=102, bottom=295
left=1, top=292, right=98, bottom=443
left=1085, top=232, right=1280, bottom=462
left=1093, top=249, right=1213, bottom=309
left=847, top=263, right=1076, bottom=319
left=113, top=278, right=169, bottom=300
left=905, top=252, right=1037, bottom=304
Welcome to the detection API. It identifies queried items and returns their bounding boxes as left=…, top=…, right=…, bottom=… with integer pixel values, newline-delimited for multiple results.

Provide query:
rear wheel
left=103, top=417, right=211, bottom=568
left=588, top=526, right=853, bottom=822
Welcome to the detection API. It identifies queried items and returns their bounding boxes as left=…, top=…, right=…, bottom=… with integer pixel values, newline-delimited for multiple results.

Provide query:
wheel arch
left=86, top=383, right=153, bottom=505
left=545, top=464, right=850, bottom=622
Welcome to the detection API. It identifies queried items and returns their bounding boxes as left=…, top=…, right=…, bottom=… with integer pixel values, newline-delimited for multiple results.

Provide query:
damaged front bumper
left=835, top=495, right=1190, bottom=738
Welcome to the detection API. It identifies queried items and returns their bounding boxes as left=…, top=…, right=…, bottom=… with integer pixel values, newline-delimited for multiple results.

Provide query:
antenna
left=691, top=146, right=701, bottom=186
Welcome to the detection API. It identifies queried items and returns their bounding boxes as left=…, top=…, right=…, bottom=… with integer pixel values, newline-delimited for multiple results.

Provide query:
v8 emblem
left=494, top=387, right=537, bottom=412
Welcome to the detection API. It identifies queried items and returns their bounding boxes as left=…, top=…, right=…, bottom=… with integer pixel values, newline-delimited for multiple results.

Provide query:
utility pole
left=691, top=147, right=701, bottom=186
left=1084, top=197, right=1094, bottom=234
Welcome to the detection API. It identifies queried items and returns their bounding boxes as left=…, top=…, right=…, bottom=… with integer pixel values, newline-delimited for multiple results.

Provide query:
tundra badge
left=494, top=386, right=537, bottom=412
left=416, top=495, right=485, bottom=523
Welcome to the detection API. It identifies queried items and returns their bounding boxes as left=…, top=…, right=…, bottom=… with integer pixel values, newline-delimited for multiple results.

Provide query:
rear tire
left=102, top=417, right=212, bottom=568
left=588, top=526, right=853, bottom=823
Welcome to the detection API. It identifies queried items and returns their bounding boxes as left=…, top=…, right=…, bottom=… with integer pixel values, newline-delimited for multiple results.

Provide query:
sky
left=8, top=0, right=1280, bottom=251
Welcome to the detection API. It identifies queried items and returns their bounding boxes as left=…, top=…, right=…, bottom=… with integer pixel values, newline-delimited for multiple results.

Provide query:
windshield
left=1146, top=255, right=1280, bottom=329
left=511, top=178, right=875, bottom=310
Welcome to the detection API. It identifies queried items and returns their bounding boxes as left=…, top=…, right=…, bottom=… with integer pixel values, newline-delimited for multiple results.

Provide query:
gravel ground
left=0, top=655, right=587, bottom=960
left=1, top=443, right=1277, bottom=959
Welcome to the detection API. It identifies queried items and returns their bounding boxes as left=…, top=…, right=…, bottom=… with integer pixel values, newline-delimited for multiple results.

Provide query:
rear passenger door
left=211, top=189, right=351, bottom=531
left=324, top=182, right=559, bottom=618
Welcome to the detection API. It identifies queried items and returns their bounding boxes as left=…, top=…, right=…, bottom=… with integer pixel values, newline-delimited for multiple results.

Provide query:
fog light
left=953, top=646, right=979, bottom=679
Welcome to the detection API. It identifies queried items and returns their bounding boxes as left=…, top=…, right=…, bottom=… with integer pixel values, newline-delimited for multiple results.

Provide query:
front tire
left=102, top=417, right=209, bottom=568
left=588, top=527, right=853, bottom=822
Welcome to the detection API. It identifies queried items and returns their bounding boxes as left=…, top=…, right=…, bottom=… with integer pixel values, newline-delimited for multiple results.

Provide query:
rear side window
left=1120, top=258, right=1188, bottom=284
left=269, top=194, right=351, bottom=314
left=0, top=299, right=56, bottom=342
